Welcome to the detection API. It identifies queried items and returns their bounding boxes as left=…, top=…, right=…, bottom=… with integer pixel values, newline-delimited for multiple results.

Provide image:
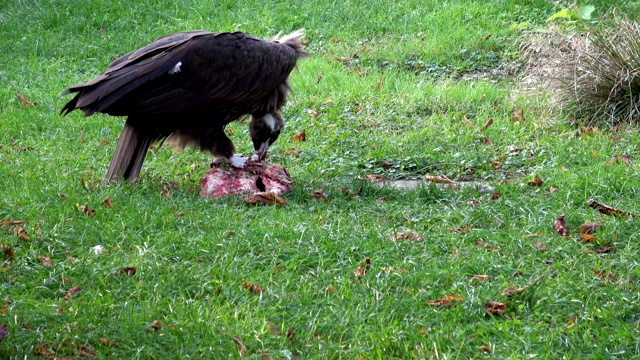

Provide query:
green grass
left=2, top=0, right=640, bottom=358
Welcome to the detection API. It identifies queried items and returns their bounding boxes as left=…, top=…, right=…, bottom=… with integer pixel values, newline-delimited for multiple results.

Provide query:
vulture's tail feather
left=275, top=29, right=310, bottom=59
left=106, top=122, right=154, bottom=183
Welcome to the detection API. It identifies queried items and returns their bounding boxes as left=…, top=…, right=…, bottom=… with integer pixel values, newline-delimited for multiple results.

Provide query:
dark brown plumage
left=61, top=30, right=308, bottom=182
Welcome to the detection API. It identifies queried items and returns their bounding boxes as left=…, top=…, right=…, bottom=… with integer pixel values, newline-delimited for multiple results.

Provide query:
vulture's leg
left=208, top=126, right=247, bottom=169
left=106, top=121, right=154, bottom=183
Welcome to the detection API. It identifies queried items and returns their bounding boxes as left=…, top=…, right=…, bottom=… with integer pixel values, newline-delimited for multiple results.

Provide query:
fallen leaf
left=353, top=257, right=371, bottom=278
left=242, top=282, right=264, bottom=295
left=330, top=37, right=341, bottom=43
left=77, top=204, right=96, bottom=217
left=553, top=214, right=570, bottom=238
left=102, top=197, right=112, bottom=208
left=532, top=240, right=547, bottom=251
left=1, top=219, right=24, bottom=226
left=341, top=186, right=363, bottom=197
left=261, top=353, right=275, bottom=360
left=0, top=324, right=7, bottom=342
left=283, top=148, right=299, bottom=157
left=474, top=240, right=496, bottom=251
left=38, top=256, right=52, bottom=268
left=311, top=190, right=329, bottom=202
left=587, top=199, right=639, bottom=218
left=376, top=196, right=388, bottom=202
left=480, top=345, right=491, bottom=353
left=492, top=161, right=502, bottom=169
left=481, top=135, right=493, bottom=145
left=149, top=320, right=163, bottom=331
left=605, top=155, right=632, bottom=166
left=428, top=294, right=464, bottom=307
left=469, top=275, right=493, bottom=283
left=243, top=192, right=287, bottom=206
left=161, top=185, right=170, bottom=198
left=594, top=269, right=616, bottom=280
left=14, top=226, right=31, bottom=242
left=577, top=222, right=602, bottom=234
left=232, top=336, right=248, bottom=356
left=425, top=175, right=453, bottom=184
left=16, top=92, right=36, bottom=106
left=99, top=337, right=120, bottom=347
left=527, top=174, right=543, bottom=187
left=389, top=230, right=422, bottom=241
left=501, top=285, right=528, bottom=296
left=485, top=300, right=506, bottom=314
left=467, top=199, right=481, bottom=207
left=365, top=174, right=385, bottom=182
left=580, top=234, right=598, bottom=243
left=487, top=191, right=502, bottom=201
left=325, top=284, right=335, bottom=293
left=34, top=344, right=54, bottom=359
left=480, top=118, right=494, bottom=131
left=286, top=328, right=296, bottom=342
left=511, top=270, right=524, bottom=278
left=293, top=129, right=306, bottom=142
left=119, top=266, right=137, bottom=276
left=316, top=74, right=323, bottom=84
left=450, top=248, right=459, bottom=261
left=511, top=109, right=525, bottom=122
left=63, top=285, right=82, bottom=301
left=594, top=244, right=615, bottom=254
left=450, top=224, right=472, bottom=233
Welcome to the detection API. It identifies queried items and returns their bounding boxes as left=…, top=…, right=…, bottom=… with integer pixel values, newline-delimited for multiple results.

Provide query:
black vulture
left=61, top=30, right=308, bottom=182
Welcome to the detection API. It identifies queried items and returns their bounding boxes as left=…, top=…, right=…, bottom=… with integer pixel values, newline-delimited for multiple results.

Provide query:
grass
left=1, top=0, right=640, bottom=358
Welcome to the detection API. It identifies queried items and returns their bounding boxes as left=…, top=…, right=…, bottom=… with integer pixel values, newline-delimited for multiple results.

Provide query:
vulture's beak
left=255, top=141, right=270, bottom=161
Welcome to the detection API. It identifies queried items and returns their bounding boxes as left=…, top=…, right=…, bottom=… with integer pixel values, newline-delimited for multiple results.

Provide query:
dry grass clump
left=521, top=12, right=640, bottom=125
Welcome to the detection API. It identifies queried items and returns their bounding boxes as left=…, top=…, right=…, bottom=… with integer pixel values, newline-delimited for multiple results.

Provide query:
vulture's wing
left=61, top=31, right=301, bottom=117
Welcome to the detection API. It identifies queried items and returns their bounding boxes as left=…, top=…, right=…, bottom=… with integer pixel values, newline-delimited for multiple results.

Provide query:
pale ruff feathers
left=262, top=113, right=276, bottom=131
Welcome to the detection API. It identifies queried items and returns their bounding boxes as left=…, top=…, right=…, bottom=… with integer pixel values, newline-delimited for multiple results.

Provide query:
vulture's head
left=249, top=112, right=285, bottom=161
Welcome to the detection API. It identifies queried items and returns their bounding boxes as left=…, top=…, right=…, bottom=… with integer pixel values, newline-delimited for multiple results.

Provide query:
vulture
left=61, top=29, right=308, bottom=182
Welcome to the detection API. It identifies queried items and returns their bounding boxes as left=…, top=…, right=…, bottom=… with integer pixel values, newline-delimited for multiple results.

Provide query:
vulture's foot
left=211, top=154, right=248, bottom=169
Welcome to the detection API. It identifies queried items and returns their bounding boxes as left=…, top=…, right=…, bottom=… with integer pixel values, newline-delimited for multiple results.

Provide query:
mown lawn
left=1, top=0, right=640, bottom=358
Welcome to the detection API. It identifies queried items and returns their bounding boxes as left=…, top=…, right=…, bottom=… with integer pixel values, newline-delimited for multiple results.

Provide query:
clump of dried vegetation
left=521, top=10, right=640, bottom=126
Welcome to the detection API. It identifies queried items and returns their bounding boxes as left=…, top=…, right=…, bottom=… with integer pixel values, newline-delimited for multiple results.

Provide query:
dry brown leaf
left=243, top=192, right=287, bottom=206
left=501, top=285, right=528, bottom=296
left=1, top=219, right=24, bottom=226
left=580, top=234, right=598, bottom=243
left=587, top=199, right=639, bottom=218
left=474, top=240, right=496, bottom=251
left=311, top=190, right=329, bottom=202
left=149, top=320, right=163, bottom=331
left=365, top=174, right=385, bottom=182
left=480, top=345, right=492, bottom=353
left=102, top=197, right=112, bottom=208
left=577, top=222, right=602, bottom=234
left=532, top=240, right=547, bottom=252
left=481, top=135, right=493, bottom=145
left=77, top=204, right=96, bottom=217
left=428, top=294, right=464, bottom=307
left=0, top=324, right=7, bottom=342
left=325, top=284, right=335, bottom=293
left=480, top=118, right=494, bottom=131
left=425, top=175, right=453, bottom=184
left=492, top=161, right=502, bottom=169
left=469, top=275, right=493, bottom=283
left=293, top=129, right=306, bottom=142
left=38, top=256, right=52, bottom=268
left=316, top=74, right=323, bottom=84
left=119, top=266, right=137, bottom=276
left=353, top=257, right=371, bottom=278
left=63, top=285, right=82, bottom=301
left=283, top=148, right=299, bottom=157
left=14, top=226, right=31, bottom=242
left=389, top=230, right=422, bottom=241
left=242, top=282, right=264, bottom=295
left=594, top=269, right=616, bottom=280
left=527, top=174, right=544, bottom=187
left=450, top=224, right=472, bottom=234
left=232, top=336, right=248, bottom=356
left=16, top=92, right=36, bottom=106
left=99, top=337, right=120, bottom=347
left=467, top=199, right=481, bottom=207
left=553, top=214, right=570, bottom=238
left=485, top=300, right=506, bottom=314
left=286, top=328, right=296, bottom=342
left=605, top=155, right=632, bottom=166
left=511, top=109, right=525, bottom=122
left=487, top=191, right=502, bottom=201
left=594, top=244, right=615, bottom=254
